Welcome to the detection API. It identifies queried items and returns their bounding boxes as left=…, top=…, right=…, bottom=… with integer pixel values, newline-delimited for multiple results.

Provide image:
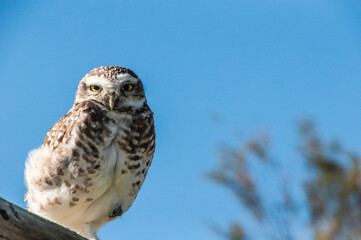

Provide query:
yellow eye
left=90, top=85, right=102, bottom=92
left=122, top=84, right=133, bottom=92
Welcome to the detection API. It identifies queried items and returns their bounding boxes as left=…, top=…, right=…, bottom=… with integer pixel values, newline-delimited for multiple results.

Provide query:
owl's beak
left=109, top=95, right=115, bottom=111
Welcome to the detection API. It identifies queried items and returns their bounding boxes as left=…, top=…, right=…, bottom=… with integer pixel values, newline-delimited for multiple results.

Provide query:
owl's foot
left=84, top=223, right=99, bottom=240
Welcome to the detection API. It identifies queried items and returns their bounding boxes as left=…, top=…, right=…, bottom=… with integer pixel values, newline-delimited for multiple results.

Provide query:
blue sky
left=1, top=1, right=361, bottom=239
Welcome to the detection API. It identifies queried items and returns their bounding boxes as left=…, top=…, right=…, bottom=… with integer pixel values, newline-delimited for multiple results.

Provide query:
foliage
left=208, top=120, right=361, bottom=240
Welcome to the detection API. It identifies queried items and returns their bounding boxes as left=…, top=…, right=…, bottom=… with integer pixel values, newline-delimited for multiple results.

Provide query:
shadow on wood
left=0, top=197, right=87, bottom=240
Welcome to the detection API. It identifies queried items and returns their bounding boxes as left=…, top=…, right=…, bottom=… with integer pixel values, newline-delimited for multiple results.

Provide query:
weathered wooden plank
left=0, top=197, right=87, bottom=240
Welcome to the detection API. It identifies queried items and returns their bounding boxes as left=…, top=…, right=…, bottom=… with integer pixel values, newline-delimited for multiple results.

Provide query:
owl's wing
left=42, top=109, right=76, bottom=150
left=43, top=101, right=111, bottom=151
left=25, top=101, right=111, bottom=201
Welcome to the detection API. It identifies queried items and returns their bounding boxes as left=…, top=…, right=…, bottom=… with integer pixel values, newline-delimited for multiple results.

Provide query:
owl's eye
left=121, top=84, right=133, bottom=92
left=90, top=85, right=102, bottom=92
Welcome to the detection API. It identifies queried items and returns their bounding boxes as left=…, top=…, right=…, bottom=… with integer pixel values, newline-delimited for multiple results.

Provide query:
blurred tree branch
left=208, top=119, right=361, bottom=240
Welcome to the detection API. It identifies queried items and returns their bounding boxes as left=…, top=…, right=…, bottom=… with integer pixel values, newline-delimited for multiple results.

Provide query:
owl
left=25, top=66, right=155, bottom=240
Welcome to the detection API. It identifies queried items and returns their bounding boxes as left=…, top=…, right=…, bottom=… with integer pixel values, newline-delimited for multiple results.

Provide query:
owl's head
left=75, top=66, right=146, bottom=111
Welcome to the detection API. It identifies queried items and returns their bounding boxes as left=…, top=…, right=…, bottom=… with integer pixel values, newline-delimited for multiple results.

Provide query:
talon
left=109, top=204, right=123, bottom=217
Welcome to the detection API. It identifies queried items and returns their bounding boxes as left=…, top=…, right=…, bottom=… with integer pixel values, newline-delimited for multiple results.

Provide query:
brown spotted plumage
left=25, top=66, right=155, bottom=240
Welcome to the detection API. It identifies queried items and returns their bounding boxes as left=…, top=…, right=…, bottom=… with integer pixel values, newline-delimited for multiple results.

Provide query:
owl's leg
left=84, top=223, right=99, bottom=240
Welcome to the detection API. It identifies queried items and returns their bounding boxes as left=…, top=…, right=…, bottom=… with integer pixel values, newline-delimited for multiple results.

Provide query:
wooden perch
left=0, top=197, right=87, bottom=240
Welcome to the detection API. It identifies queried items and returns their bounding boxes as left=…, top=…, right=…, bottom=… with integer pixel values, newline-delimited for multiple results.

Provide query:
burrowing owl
left=25, top=66, right=155, bottom=240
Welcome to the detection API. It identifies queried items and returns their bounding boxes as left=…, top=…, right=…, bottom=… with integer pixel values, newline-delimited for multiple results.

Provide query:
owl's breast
left=89, top=109, right=155, bottom=213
